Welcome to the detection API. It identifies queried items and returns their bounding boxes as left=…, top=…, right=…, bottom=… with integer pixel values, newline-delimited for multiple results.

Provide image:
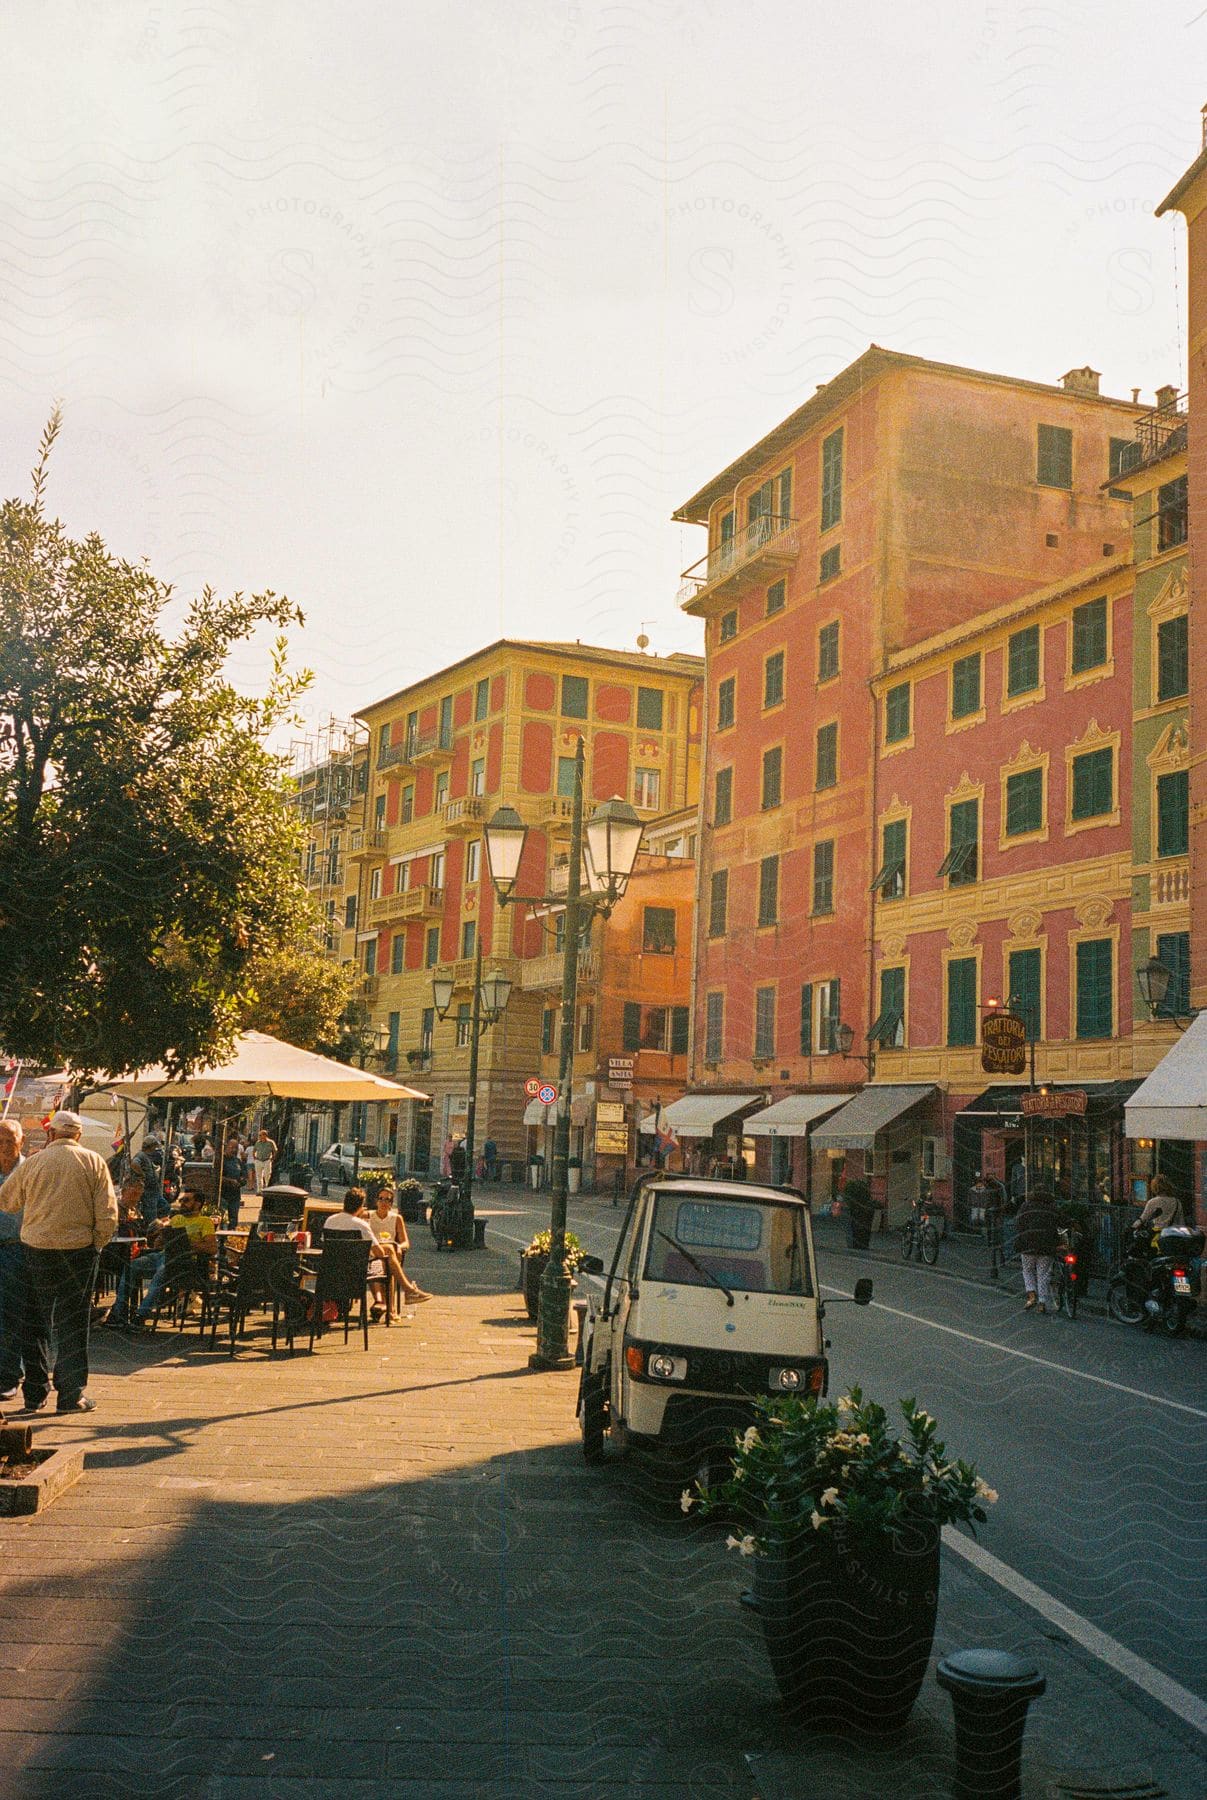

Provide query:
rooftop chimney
left=1156, top=383, right=1179, bottom=412
left=1060, top=366, right=1101, bottom=396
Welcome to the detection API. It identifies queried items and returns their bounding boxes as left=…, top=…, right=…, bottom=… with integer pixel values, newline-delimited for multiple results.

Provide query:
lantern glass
left=431, top=974, right=455, bottom=1017
left=1137, top=955, right=1171, bottom=1016
left=484, top=805, right=528, bottom=898
left=584, top=796, right=643, bottom=898
left=479, top=970, right=513, bottom=1017
left=836, top=1021, right=855, bottom=1058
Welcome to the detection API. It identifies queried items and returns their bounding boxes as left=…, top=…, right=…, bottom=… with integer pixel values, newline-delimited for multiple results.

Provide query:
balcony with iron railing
left=368, top=884, right=444, bottom=927
left=411, top=725, right=456, bottom=764
left=1126, top=391, right=1188, bottom=471
left=442, top=794, right=486, bottom=833
left=678, top=513, right=799, bottom=614
left=518, top=945, right=600, bottom=992
left=377, top=737, right=417, bottom=776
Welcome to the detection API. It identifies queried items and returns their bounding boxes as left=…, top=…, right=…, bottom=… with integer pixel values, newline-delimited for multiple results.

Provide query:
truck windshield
left=643, top=1195, right=812, bottom=1296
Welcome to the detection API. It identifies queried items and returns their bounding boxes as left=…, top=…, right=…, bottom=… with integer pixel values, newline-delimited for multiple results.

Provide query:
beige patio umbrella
left=109, top=1030, right=429, bottom=1103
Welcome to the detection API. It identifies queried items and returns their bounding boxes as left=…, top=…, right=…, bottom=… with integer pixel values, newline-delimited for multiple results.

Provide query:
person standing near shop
left=0, top=1119, right=27, bottom=1402
left=1015, top=1186, right=1061, bottom=1315
left=0, top=1109, right=117, bottom=1414
left=252, top=1128, right=277, bottom=1194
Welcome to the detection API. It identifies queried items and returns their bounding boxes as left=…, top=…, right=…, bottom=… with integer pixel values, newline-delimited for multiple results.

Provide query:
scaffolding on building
left=286, top=717, right=369, bottom=952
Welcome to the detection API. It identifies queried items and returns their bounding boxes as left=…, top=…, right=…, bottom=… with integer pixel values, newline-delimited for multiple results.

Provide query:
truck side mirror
left=854, top=1278, right=873, bottom=1306
left=578, top=1254, right=605, bottom=1276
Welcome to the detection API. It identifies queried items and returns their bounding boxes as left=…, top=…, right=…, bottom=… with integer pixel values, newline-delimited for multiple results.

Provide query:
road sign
left=607, top=1056, right=634, bottom=1089
left=595, top=1125, right=629, bottom=1155
left=596, top=1100, right=625, bottom=1125
left=524, top=1077, right=541, bottom=1098
left=981, top=1011, right=1027, bottom=1076
left=537, top=1082, right=558, bottom=1106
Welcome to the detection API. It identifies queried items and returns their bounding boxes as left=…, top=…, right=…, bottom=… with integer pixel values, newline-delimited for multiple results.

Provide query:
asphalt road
left=479, top=1185, right=1207, bottom=1706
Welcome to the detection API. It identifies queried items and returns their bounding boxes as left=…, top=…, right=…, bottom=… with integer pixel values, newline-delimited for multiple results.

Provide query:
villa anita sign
left=981, top=1011, right=1027, bottom=1076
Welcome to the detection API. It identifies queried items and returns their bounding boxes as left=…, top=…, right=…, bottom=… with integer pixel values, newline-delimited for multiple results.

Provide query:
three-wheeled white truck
left=576, top=1173, right=871, bottom=1492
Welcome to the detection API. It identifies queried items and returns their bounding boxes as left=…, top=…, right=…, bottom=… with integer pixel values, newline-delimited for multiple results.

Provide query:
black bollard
left=571, top=1298, right=589, bottom=1365
left=936, top=1649, right=1045, bottom=1800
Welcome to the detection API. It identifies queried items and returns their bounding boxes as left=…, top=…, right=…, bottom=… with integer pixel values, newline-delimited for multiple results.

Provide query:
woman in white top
left=1138, top=1174, right=1184, bottom=1233
left=366, top=1186, right=432, bottom=1316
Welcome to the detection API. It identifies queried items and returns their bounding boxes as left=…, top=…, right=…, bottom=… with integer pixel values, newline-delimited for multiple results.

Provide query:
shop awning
left=656, top=1093, right=762, bottom=1137
left=744, top=1094, right=854, bottom=1137
left=1126, top=1013, right=1207, bottom=1141
left=811, top=1085, right=936, bottom=1151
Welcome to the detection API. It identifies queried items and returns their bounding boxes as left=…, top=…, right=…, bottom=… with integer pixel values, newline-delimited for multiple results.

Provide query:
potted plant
left=567, top=1155, right=582, bottom=1195
left=687, top=1388, right=996, bottom=1734
left=396, top=1178, right=425, bottom=1225
left=521, top=1228, right=584, bottom=1320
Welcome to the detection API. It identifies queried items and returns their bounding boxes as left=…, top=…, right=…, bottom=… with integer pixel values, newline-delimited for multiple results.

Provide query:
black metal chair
left=307, top=1237, right=372, bottom=1352
left=208, top=1236, right=305, bottom=1355
left=147, top=1228, right=212, bottom=1334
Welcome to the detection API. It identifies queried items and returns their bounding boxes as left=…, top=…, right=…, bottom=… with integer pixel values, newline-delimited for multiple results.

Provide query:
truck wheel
left=579, top=1364, right=607, bottom=1464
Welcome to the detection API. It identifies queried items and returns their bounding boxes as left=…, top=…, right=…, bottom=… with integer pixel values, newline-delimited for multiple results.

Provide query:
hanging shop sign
left=1021, top=1089, right=1087, bottom=1118
left=981, top=1012, right=1028, bottom=1076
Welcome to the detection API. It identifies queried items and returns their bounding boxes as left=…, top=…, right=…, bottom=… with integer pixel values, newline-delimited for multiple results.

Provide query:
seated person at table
left=99, top=1175, right=150, bottom=1324
left=366, top=1186, right=432, bottom=1316
left=123, top=1190, right=218, bottom=1328
left=323, top=1189, right=389, bottom=1317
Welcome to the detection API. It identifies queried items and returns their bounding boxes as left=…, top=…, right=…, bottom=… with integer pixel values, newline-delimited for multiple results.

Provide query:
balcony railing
left=1152, top=861, right=1190, bottom=909
left=443, top=794, right=486, bottom=832
left=540, top=795, right=576, bottom=832
left=1126, top=392, right=1188, bottom=471
left=518, top=946, right=600, bottom=992
left=378, top=738, right=417, bottom=774
left=360, top=974, right=379, bottom=1002
left=368, top=884, right=444, bottom=927
left=679, top=514, right=799, bottom=613
left=349, top=827, right=388, bottom=860
left=411, top=726, right=456, bottom=763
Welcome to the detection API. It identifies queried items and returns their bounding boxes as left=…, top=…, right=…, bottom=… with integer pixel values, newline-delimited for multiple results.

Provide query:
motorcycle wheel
left=901, top=1225, right=913, bottom=1262
left=1158, top=1293, right=1191, bottom=1338
left=921, top=1225, right=939, bottom=1266
left=1107, top=1273, right=1145, bottom=1326
left=579, top=1363, right=607, bottom=1464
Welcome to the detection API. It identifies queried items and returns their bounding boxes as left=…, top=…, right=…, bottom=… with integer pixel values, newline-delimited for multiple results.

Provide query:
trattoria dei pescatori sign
left=981, top=1010, right=1028, bottom=1076
left=1020, top=1089, right=1088, bottom=1119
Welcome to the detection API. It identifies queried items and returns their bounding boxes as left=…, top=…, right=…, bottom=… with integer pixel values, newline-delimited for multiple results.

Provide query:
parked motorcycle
left=429, top=1178, right=474, bottom=1252
left=1107, top=1223, right=1204, bottom=1337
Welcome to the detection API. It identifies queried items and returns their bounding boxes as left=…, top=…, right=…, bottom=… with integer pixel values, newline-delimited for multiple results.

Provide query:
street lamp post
left=836, top=1020, right=875, bottom=1081
left=432, top=931, right=512, bottom=1229
left=485, top=739, right=642, bottom=1369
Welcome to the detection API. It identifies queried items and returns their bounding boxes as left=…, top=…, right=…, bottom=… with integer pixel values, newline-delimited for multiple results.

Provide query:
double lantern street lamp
left=431, top=939, right=513, bottom=1224
left=484, top=738, right=643, bottom=1369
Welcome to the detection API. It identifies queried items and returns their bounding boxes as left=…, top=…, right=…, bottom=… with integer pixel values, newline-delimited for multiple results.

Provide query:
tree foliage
left=0, top=411, right=313, bottom=1074
left=239, top=940, right=355, bottom=1053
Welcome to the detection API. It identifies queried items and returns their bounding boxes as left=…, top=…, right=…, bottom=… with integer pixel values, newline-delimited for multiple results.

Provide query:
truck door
left=608, top=1193, right=649, bottom=1426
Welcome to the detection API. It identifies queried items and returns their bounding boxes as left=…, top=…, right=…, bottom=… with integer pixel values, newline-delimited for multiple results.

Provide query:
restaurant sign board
left=981, top=1011, right=1028, bottom=1076
left=1021, top=1089, right=1088, bottom=1118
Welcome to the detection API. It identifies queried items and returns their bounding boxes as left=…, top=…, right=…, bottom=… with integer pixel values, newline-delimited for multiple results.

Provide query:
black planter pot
left=397, top=1190, right=424, bottom=1225
left=522, top=1251, right=549, bottom=1320
left=752, top=1519, right=940, bottom=1734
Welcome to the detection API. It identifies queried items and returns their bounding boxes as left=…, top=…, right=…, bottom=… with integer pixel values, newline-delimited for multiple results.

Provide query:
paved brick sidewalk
left=1, top=1228, right=1201, bottom=1797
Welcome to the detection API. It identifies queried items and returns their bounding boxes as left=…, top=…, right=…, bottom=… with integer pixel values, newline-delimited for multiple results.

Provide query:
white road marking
left=823, top=1283, right=1207, bottom=1419
left=943, top=1528, right=1207, bottom=1736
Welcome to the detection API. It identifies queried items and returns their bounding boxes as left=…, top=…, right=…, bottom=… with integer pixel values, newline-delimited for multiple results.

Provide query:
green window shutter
left=1075, top=939, right=1113, bottom=1039
left=1158, top=476, right=1188, bottom=550
left=946, top=958, right=977, bottom=1047
left=705, top=992, right=723, bottom=1061
left=762, top=746, right=782, bottom=809
left=720, top=610, right=737, bottom=643
left=474, top=678, right=489, bottom=721
left=816, top=721, right=838, bottom=790
left=1004, top=766, right=1043, bottom=837
left=766, top=580, right=785, bottom=615
left=671, top=1006, right=690, bottom=1056
left=1007, top=947, right=1041, bottom=1040
left=818, top=621, right=839, bottom=681
left=391, top=933, right=404, bottom=974
left=754, top=988, right=776, bottom=1058
left=1154, top=932, right=1190, bottom=1018
left=718, top=678, right=735, bottom=729
left=714, top=766, right=732, bottom=825
left=951, top=653, right=981, bottom=719
left=825, top=978, right=841, bottom=1052
left=820, top=428, right=843, bottom=531
left=636, top=686, right=663, bottom=730
left=776, top=465, right=792, bottom=522
left=939, top=798, right=979, bottom=885
left=812, top=840, right=834, bottom=914
left=799, top=982, right=813, bottom=1056
left=1071, top=598, right=1108, bottom=673
left=758, top=855, right=779, bottom=926
left=884, top=682, right=911, bottom=744
left=819, top=545, right=841, bottom=583
left=561, top=675, right=588, bottom=718
left=1071, top=747, right=1113, bottom=821
left=1037, top=423, right=1073, bottom=488
left=1006, top=625, right=1040, bottom=696
left=876, top=966, right=905, bottom=1046
left=709, top=869, right=728, bottom=937
left=1156, top=615, right=1188, bottom=702
left=1156, top=770, right=1189, bottom=857
left=764, top=651, right=785, bottom=707
left=621, top=1002, right=641, bottom=1052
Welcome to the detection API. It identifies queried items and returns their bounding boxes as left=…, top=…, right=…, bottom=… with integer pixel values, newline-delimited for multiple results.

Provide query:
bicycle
left=901, top=1199, right=939, bottom=1265
left=1047, top=1230, right=1080, bottom=1319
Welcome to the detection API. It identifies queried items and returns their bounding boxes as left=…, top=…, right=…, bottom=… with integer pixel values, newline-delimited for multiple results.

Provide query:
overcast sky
left=2, top=2, right=1202, bottom=751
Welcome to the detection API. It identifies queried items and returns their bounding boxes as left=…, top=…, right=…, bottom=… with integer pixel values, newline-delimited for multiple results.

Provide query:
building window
left=820, top=427, right=843, bottom=531
left=400, top=783, right=414, bottom=824
left=397, top=859, right=411, bottom=892
left=377, top=723, right=391, bottom=759
left=369, top=865, right=382, bottom=901
left=420, top=1006, right=434, bottom=1054
left=634, top=767, right=661, bottom=810
left=753, top=986, right=776, bottom=1059
left=460, top=919, right=476, bottom=960
left=812, top=840, right=834, bottom=914
left=939, top=797, right=979, bottom=885
left=1037, top=423, right=1073, bottom=488
left=466, top=839, right=481, bottom=883
left=766, top=579, right=785, bottom=616
left=1156, top=769, right=1189, bottom=858
left=471, top=758, right=486, bottom=796
left=642, top=1007, right=669, bottom=1052
left=820, top=545, right=842, bottom=585
left=474, top=677, right=490, bottom=721
left=704, top=992, right=723, bottom=1061
left=671, top=1005, right=690, bottom=1055
left=637, top=686, right=664, bottom=730
left=554, top=756, right=577, bottom=799
left=374, top=793, right=387, bottom=829
left=757, top=854, right=779, bottom=926
left=561, top=674, right=588, bottom=718
left=719, top=609, right=738, bottom=643
left=577, top=1004, right=594, bottom=1052
left=708, top=868, right=728, bottom=937
left=717, top=676, right=735, bottom=730
left=1158, top=475, right=1188, bottom=551
left=1070, top=747, right=1113, bottom=822
left=1156, top=614, right=1188, bottom=702
left=946, top=957, right=977, bottom=1047
left=435, top=769, right=450, bottom=809
left=714, top=766, right=733, bottom=826
left=873, top=818, right=906, bottom=899
left=642, top=906, right=676, bottom=954
left=817, top=620, right=839, bottom=682
left=815, top=721, right=838, bottom=791
left=764, top=650, right=785, bottom=708
left=344, top=895, right=357, bottom=929
left=1075, top=938, right=1113, bottom=1039
left=544, top=1006, right=559, bottom=1054
left=1154, top=932, right=1191, bottom=1019
left=761, top=745, right=783, bottom=810
left=884, top=682, right=910, bottom=744
left=455, top=1002, right=471, bottom=1048
left=1070, top=597, right=1108, bottom=674
left=747, top=466, right=792, bottom=530
left=1007, top=625, right=1041, bottom=697
left=1008, top=946, right=1041, bottom=1040
left=425, top=925, right=440, bottom=967
left=404, top=710, right=418, bottom=756
left=799, top=982, right=813, bottom=1055
left=391, top=933, right=404, bottom=975
left=871, top=966, right=905, bottom=1048
left=1005, top=766, right=1044, bottom=837
left=951, top=652, right=981, bottom=720
left=363, top=937, right=377, bottom=976
left=815, top=978, right=841, bottom=1054
left=431, top=850, right=445, bottom=890
left=1108, top=436, right=1138, bottom=496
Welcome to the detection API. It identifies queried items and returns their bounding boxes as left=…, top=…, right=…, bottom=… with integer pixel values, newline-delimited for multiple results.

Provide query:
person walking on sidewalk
left=0, top=1119, right=28, bottom=1402
left=0, top=1109, right=118, bottom=1414
left=252, top=1129, right=277, bottom=1194
left=1015, top=1187, right=1060, bottom=1315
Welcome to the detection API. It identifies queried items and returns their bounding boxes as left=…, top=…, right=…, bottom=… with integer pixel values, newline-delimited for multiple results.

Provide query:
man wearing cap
left=0, top=1118, right=27, bottom=1402
left=0, top=1110, right=118, bottom=1415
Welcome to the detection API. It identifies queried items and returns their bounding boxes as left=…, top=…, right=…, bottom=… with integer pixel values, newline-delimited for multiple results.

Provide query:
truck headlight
left=647, top=1353, right=687, bottom=1381
left=771, top=1366, right=803, bottom=1391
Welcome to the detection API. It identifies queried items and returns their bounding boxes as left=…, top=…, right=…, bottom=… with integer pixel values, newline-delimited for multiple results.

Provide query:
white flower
left=917, top=1411, right=936, bottom=1429
left=820, top=1487, right=839, bottom=1508
left=726, top=1533, right=757, bottom=1556
left=974, top=1478, right=999, bottom=1504
left=680, top=1489, right=696, bottom=1514
left=810, top=1510, right=827, bottom=1531
left=741, top=1425, right=761, bottom=1451
left=836, top=1395, right=854, bottom=1415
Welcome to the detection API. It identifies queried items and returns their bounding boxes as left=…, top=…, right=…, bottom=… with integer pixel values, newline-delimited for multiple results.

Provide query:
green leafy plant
left=525, top=1228, right=584, bottom=1272
left=685, top=1388, right=996, bottom=1556
left=397, top=1179, right=423, bottom=1201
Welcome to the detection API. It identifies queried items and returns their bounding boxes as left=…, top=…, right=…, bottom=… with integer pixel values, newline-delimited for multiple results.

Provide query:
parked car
left=317, top=1142, right=395, bottom=1185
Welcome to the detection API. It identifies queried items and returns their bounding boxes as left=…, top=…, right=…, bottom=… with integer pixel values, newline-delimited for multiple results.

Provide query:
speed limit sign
left=524, top=1077, right=541, bottom=1097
